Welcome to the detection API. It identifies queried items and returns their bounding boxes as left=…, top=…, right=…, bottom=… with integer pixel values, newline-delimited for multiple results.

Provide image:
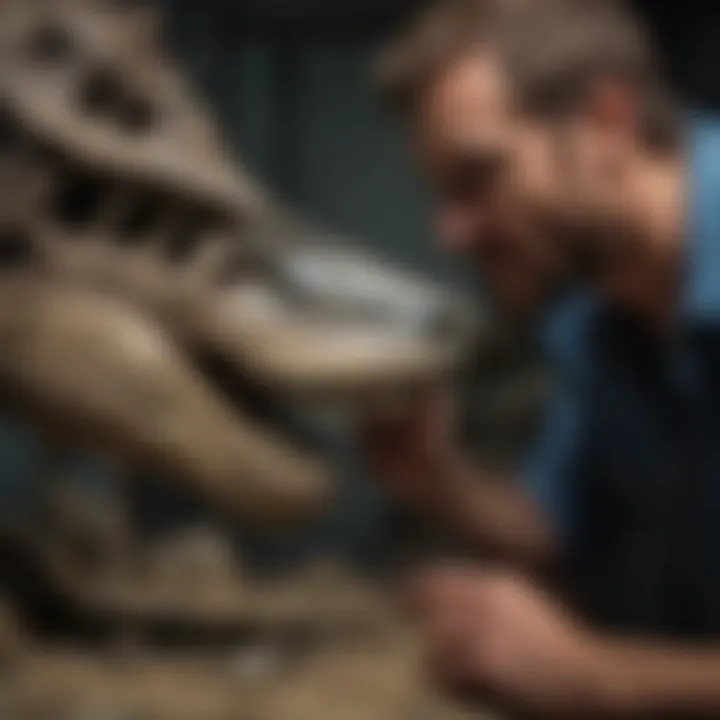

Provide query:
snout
left=201, top=241, right=480, bottom=404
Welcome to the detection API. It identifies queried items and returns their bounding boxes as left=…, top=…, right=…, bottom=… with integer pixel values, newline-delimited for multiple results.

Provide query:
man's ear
left=584, top=77, right=639, bottom=148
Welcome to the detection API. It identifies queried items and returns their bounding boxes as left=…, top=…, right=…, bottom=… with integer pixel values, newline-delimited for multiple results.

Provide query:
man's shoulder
left=683, top=113, right=720, bottom=322
left=688, top=111, right=720, bottom=145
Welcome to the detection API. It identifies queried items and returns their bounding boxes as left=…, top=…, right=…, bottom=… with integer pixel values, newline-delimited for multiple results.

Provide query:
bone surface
left=0, top=489, right=497, bottom=719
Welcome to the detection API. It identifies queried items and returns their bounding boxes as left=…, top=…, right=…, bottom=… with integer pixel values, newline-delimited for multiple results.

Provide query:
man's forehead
left=415, top=51, right=513, bottom=150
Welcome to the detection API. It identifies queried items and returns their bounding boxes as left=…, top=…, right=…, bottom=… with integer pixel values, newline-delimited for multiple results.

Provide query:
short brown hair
left=375, top=0, right=679, bottom=151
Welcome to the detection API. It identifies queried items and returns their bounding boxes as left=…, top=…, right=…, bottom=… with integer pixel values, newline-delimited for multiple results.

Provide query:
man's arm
left=415, top=457, right=555, bottom=566
left=362, top=378, right=586, bottom=569
left=410, top=567, right=720, bottom=719
left=361, top=384, right=555, bottom=568
left=596, top=641, right=720, bottom=718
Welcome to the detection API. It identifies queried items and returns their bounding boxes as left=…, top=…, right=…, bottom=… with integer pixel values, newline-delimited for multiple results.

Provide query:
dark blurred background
left=1, top=0, right=718, bottom=568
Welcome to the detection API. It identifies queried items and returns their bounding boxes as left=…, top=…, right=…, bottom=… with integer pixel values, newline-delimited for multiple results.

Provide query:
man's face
left=413, top=52, right=629, bottom=314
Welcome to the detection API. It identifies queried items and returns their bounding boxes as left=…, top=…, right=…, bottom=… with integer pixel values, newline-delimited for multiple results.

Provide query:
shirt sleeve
left=521, top=377, right=589, bottom=548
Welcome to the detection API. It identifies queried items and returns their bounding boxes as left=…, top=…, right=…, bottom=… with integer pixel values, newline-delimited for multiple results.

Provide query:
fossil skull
left=0, top=0, right=479, bottom=526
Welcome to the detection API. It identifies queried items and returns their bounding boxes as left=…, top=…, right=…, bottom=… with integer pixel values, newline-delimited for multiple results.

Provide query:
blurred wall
left=167, top=9, right=462, bottom=280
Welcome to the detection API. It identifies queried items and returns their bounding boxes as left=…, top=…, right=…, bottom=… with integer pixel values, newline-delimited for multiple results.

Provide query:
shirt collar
left=536, top=285, right=600, bottom=369
left=682, top=113, right=720, bottom=322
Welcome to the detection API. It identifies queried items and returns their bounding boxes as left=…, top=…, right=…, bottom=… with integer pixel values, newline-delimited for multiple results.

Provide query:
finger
left=426, top=618, right=487, bottom=691
left=405, top=567, right=448, bottom=613
left=362, top=382, right=452, bottom=440
left=405, top=566, right=473, bottom=617
left=358, top=416, right=416, bottom=455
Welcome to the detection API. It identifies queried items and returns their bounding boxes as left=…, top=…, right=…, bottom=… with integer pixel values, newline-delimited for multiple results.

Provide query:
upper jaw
left=197, top=238, right=482, bottom=403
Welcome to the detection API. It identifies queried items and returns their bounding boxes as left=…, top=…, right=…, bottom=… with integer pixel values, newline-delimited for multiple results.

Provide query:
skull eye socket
left=79, top=66, right=123, bottom=118
left=28, top=25, right=75, bottom=65
left=78, top=65, right=156, bottom=135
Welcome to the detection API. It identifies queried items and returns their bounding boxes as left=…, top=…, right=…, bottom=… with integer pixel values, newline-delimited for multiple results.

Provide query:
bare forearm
left=594, top=641, right=720, bottom=718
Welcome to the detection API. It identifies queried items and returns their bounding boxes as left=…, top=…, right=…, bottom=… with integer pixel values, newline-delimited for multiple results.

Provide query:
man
left=363, top=0, right=720, bottom=715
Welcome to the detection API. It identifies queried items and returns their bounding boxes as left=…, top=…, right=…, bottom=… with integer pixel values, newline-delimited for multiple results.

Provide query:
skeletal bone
left=0, top=479, right=503, bottom=719
left=0, top=523, right=493, bottom=720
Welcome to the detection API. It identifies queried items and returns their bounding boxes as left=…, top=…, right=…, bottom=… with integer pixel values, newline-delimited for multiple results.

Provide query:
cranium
left=0, top=0, right=478, bottom=525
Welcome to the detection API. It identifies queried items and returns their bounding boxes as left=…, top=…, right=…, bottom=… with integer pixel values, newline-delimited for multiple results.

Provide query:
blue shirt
left=524, top=116, right=720, bottom=636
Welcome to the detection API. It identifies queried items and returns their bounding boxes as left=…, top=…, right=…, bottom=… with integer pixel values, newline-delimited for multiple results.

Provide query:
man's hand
left=360, top=384, right=459, bottom=510
left=360, top=386, right=553, bottom=564
left=408, top=566, right=614, bottom=715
